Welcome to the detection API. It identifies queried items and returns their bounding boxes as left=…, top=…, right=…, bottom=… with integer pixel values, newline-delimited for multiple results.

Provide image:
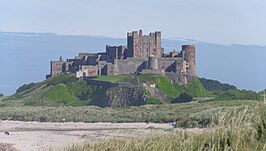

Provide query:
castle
left=46, top=30, right=196, bottom=85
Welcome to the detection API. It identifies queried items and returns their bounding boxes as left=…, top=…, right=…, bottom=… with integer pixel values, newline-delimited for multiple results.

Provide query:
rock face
left=106, top=87, right=147, bottom=107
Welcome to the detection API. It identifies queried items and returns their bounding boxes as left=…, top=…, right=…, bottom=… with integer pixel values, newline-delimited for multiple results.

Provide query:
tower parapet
left=127, top=30, right=163, bottom=58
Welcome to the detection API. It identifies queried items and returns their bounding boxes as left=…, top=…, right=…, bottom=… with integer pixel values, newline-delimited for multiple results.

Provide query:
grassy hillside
left=139, top=74, right=185, bottom=98
left=187, top=77, right=211, bottom=97
left=43, top=84, right=78, bottom=105
left=2, top=73, right=259, bottom=107
left=199, top=77, right=237, bottom=91
left=1, top=87, right=265, bottom=151
left=2, top=74, right=95, bottom=106
left=93, top=74, right=189, bottom=103
left=94, top=74, right=210, bottom=99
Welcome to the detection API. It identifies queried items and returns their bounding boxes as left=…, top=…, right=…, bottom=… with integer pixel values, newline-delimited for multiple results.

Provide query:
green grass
left=138, top=75, right=211, bottom=99
left=44, top=84, right=78, bottom=105
left=44, top=73, right=77, bottom=86
left=154, top=75, right=183, bottom=98
left=92, top=75, right=129, bottom=83
left=3, top=74, right=101, bottom=106
left=186, top=77, right=211, bottom=97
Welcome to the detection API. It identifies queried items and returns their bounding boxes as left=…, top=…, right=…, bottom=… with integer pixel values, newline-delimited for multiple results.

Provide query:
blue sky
left=0, top=0, right=265, bottom=95
left=1, top=0, right=266, bottom=45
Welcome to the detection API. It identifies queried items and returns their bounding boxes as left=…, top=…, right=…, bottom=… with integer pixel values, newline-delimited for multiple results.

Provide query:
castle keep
left=47, top=30, right=196, bottom=85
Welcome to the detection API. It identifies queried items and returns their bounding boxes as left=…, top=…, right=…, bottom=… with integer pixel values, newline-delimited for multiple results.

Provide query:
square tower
left=126, top=30, right=163, bottom=58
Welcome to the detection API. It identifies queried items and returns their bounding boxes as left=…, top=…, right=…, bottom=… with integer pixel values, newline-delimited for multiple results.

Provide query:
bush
left=215, top=89, right=260, bottom=101
left=199, top=77, right=237, bottom=91
left=16, top=83, right=37, bottom=93
left=171, top=93, right=193, bottom=103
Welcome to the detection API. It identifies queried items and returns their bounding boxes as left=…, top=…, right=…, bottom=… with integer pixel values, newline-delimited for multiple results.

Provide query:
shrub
left=171, top=93, right=193, bottom=103
left=199, top=77, right=237, bottom=91
left=215, top=89, right=260, bottom=101
left=16, top=83, right=37, bottom=93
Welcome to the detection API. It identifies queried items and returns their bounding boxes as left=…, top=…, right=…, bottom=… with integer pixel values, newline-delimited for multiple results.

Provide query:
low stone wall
left=85, top=78, right=143, bottom=88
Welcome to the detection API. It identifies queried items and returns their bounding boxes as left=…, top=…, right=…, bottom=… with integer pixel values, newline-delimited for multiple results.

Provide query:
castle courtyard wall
left=116, top=58, right=148, bottom=75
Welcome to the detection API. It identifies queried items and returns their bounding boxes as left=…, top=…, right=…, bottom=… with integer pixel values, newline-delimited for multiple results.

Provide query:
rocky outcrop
left=106, top=87, right=148, bottom=107
left=145, top=87, right=166, bottom=100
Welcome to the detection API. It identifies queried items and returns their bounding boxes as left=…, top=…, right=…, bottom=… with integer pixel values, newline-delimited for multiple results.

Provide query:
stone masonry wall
left=116, top=58, right=147, bottom=75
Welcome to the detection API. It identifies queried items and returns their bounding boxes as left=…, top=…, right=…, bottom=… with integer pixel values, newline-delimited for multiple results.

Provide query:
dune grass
left=0, top=100, right=265, bottom=150
left=66, top=102, right=266, bottom=151
left=0, top=100, right=259, bottom=123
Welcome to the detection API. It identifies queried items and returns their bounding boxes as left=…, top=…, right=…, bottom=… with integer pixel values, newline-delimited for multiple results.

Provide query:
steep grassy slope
left=4, top=73, right=253, bottom=107
left=187, top=77, right=211, bottom=97
left=43, top=84, right=78, bottom=105
left=138, top=74, right=185, bottom=98
left=2, top=74, right=96, bottom=106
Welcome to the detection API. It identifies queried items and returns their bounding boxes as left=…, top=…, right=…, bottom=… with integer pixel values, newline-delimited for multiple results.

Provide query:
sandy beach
left=0, top=121, right=177, bottom=151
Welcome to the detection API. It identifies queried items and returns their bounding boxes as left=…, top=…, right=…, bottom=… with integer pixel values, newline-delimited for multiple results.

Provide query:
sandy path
left=0, top=121, right=174, bottom=151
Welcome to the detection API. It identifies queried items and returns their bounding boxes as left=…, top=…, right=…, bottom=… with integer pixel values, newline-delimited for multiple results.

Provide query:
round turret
left=148, top=55, right=158, bottom=70
left=182, top=45, right=196, bottom=76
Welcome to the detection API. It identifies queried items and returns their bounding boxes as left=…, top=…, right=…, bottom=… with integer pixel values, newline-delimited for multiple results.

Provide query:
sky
left=0, top=0, right=266, bottom=95
left=1, top=0, right=266, bottom=45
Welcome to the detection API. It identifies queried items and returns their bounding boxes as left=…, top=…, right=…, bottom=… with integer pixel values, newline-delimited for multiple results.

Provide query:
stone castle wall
left=116, top=58, right=147, bottom=75
left=47, top=30, right=196, bottom=86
